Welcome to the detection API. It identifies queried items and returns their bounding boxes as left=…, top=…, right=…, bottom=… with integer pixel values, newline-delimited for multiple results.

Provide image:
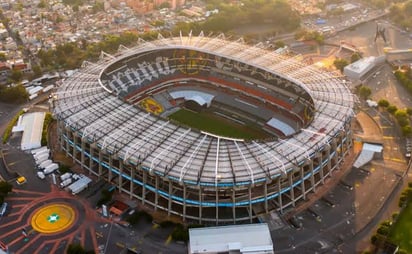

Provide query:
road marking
left=390, top=158, right=406, bottom=163
left=383, top=157, right=406, bottom=163
left=165, top=235, right=172, bottom=245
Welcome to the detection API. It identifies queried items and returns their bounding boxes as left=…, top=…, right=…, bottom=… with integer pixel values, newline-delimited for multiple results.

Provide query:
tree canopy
left=0, top=84, right=28, bottom=104
left=201, top=0, right=300, bottom=33
left=389, top=0, right=412, bottom=29
left=333, top=58, right=349, bottom=73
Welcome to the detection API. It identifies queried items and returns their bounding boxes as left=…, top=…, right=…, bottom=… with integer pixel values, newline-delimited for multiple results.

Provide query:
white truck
left=33, top=149, right=50, bottom=158
left=38, top=160, right=53, bottom=169
left=68, top=175, right=92, bottom=195
left=35, top=153, right=49, bottom=165
left=31, top=146, right=47, bottom=155
left=43, top=163, right=59, bottom=174
left=60, top=178, right=72, bottom=188
left=60, top=172, right=72, bottom=182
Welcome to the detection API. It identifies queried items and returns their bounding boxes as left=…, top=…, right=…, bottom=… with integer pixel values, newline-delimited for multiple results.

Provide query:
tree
left=9, top=69, right=23, bottom=82
left=395, top=110, right=409, bottom=127
left=402, top=125, right=412, bottom=136
left=0, top=85, right=29, bottom=103
left=358, top=85, right=371, bottom=100
left=31, top=65, right=42, bottom=78
left=333, top=58, right=349, bottom=73
left=158, top=2, right=171, bottom=9
left=351, top=52, right=362, bottom=63
left=0, top=181, right=12, bottom=196
left=377, top=225, right=390, bottom=236
left=67, top=243, right=94, bottom=254
left=370, top=234, right=378, bottom=245
left=274, top=40, right=285, bottom=49
left=378, top=99, right=389, bottom=108
left=0, top=52, right=6, bottom=61
left=38, top=0, right=46, bottom=8
left=387, top=105, right=398, bottom=114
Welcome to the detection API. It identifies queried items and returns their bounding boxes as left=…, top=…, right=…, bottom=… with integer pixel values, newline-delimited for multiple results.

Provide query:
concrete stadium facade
left=53, top=34, right=355, bottom=224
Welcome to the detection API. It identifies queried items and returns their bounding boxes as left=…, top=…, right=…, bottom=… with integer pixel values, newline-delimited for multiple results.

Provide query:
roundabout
left=30, top=203, right=76, bottom=234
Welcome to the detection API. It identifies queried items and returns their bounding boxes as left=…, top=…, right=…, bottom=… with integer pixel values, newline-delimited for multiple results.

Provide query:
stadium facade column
left=80, top=139, right=85, bottom=169
left=318, top=151, right=325, bottom=185
left=215, top=189, right=219, bottom=225
left=108, top=155, right=113, bottom=182
left=57, top=121, right=63, bottom=151
left=325, top=144, right=332, bottom=177
left=155, top=175, right=159, bottom=211
left=264, top=183, right=268, bottom=214
left=199, top=187, right=202, bottom=224
left=183, top=185, right=186, bottom=221
left=249, top=186, right=253, bottom=223
left=142, top=170, right=147, bottom=205
left=300, top=166, right=306, bottom=200
left=64, top=126, right=70, bottom=155
left=309, top=160, right=316, bottom=193
left=98, top=150, right=103, bottom=179
left=168, top=181, right=172, bottom=216
left=72, top=132, right=77, bottom=162
left=331, top=139, right=338, bottom=165
left=232, top=188, right=236, bottom=224
left=288, top=172, right=295, bottom=207
left=130, top=166, right=135, bottom=199
left=277, top=177, right=283, bottom=213
left=118, top=160, right=123, bottom=194
left=89, top=146, right=94, bottom=175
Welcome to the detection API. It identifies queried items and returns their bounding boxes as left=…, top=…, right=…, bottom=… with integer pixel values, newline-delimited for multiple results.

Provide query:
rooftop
left=189, top=223, right=274, bottom=254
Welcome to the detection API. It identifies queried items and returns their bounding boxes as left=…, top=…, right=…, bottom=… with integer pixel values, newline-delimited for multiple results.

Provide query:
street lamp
left=103, top=219, right=114, bottom=254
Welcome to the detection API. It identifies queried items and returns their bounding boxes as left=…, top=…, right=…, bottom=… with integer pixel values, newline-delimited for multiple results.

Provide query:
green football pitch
left=168, top=108, right=270, bottom=140
left=389, top=202, right=412, bottom=252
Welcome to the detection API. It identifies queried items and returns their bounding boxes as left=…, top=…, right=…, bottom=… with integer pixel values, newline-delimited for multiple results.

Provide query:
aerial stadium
left=52, top=33, right=355, bottom=224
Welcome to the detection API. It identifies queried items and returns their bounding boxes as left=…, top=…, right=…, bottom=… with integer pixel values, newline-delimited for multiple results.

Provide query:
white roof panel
left=189, top=223, right=273, bottom=254
left=20, top=112, right=46, bottom=151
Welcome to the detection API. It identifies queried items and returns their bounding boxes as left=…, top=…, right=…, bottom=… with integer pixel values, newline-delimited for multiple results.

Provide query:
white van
left=37, top=171, right=45, bottom=179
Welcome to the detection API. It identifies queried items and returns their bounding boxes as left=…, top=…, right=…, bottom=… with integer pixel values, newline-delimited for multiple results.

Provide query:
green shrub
left=371, top=234, right=378, bottom=245
left=392, top=212, right=399, bottom=221
left=171, top=224, right=189, bottom=242
left=59, top=164, right=71, bottom=174
left=188, top=224, right=205, bottom=229
left=2, top=110, right=24, bottom=144
left=126, top=210, right=153, bottom=225
left=377, top=225, right=390, bottom=236
left=160, top=220, right=177, bottom=228
left=96, top=189, right=114, bottom=207
left=41, top=113, right=53, bottom=146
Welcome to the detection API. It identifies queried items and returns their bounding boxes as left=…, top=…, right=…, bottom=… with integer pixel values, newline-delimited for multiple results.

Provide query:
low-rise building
left=188, top=223, right=274, bottom=254
left=344, top=56, right=385, bottom=80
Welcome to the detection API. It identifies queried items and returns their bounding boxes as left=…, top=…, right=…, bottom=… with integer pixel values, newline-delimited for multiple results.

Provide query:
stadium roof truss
left=53, top=33, right=355, bottom=187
